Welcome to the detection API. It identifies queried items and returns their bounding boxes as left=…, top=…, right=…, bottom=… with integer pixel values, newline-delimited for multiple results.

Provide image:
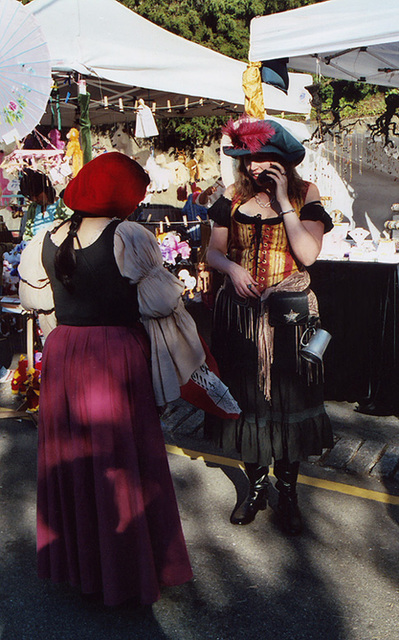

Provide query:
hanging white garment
left=135, top=102, right=159, bottom=138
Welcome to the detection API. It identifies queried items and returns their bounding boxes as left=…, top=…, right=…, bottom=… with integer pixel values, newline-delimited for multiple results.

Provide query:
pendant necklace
left=254, top=194, right=276, bottom=209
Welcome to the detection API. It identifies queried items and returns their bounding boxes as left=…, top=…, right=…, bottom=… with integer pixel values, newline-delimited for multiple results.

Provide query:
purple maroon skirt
left=37, top=323, right=192, bottom=606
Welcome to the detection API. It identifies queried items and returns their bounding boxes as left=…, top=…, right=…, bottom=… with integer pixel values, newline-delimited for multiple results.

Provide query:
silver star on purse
left=284, top=309, right=300, bottom=323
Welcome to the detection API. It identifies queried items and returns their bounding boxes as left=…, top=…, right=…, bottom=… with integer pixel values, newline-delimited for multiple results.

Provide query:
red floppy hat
left=64, top=152, right=150, bottom=218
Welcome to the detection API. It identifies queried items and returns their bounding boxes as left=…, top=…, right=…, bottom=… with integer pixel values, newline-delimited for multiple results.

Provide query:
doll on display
left=65, top=128, right=83, bottom=177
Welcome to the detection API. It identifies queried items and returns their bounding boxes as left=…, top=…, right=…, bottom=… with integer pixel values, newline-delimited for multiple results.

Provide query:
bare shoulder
left=224, top=184, right=236, bottom=200
left=304, top=182, right=321, bottom=203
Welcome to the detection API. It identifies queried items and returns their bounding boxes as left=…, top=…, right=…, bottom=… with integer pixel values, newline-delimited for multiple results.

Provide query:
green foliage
left=157, top=115, right=229, bottom=151
left=315, top=77, right=385, bottom=121
left=119, top=0, right=322, bottom=61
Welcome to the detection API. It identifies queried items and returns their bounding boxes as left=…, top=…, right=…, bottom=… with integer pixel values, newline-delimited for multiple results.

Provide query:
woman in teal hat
left=205, top=117, right=334, bottom=535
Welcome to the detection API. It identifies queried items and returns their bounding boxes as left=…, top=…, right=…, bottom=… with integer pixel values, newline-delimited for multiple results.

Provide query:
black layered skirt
left=204, top=285, right=333, bottom=466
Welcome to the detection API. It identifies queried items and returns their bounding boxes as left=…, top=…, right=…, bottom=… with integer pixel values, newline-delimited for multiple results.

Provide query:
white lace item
left=190, top=363, right=241, bottom=416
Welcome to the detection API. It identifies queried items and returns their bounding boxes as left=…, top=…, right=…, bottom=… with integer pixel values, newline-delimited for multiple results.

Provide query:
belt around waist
left=222, top=277, right=261, bottom=309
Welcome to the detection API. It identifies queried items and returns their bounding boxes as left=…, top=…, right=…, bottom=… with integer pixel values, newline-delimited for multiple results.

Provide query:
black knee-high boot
left=274, top=459, right=302, bottom=535
left=230, top=463, right=269, bottom=525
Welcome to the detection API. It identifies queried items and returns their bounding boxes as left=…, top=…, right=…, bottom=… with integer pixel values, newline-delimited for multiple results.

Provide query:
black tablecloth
left=308, top=260, right=399, bottom=416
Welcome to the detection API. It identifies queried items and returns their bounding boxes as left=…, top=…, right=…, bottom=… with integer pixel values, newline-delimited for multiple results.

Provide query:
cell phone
left=257, top=169, right=274, bottom=185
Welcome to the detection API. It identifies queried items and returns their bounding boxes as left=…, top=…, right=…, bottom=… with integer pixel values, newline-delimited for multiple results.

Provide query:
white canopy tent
left=247, top=0, right=399, bottom=230
left=27, top=0, right=312, bottom=127
left=249, top=0, right=399, bottom=88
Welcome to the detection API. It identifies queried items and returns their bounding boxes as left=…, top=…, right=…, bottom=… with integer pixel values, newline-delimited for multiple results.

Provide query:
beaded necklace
left=254, top=194, right=276, bottom=209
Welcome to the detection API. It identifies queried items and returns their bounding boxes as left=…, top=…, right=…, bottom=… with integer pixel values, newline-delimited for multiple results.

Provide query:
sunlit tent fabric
left=249, top=0, right=399, bottom=88
left=28, top=0, right=312, bottom=126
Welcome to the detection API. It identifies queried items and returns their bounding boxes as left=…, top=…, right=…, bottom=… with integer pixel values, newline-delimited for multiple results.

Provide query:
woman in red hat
left=205, top=117, right=334, bottom=535
left=18, top=152, right=204, bottom=606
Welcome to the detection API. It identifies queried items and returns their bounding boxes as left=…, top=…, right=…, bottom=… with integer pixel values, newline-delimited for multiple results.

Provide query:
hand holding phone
left=257, top=169, right=274, bottom=185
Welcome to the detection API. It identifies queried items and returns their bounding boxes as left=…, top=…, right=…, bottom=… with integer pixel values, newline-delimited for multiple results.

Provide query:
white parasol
left=0, top=0, right=52, bottom=145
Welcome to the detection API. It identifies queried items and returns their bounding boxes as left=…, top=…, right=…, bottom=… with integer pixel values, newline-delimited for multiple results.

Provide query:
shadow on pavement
left=1, top=409, right=399, bottom=639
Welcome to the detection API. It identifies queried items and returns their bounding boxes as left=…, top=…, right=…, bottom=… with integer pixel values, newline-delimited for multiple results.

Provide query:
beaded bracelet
left=280, top=208, right=295, bottom=216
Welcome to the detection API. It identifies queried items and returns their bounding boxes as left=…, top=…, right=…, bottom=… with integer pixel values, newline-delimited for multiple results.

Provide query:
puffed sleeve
left=18, top=228, right=57, bottom=338
left=114, top=221, right=205, bottom=405
left=300, top=201, right=334, bottom=234
left=208, top=195, right=232, bottom=227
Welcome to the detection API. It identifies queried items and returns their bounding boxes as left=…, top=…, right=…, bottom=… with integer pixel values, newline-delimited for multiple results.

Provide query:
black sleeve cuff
left=300, top=201, right=334, bottom=234
left=208, top=195, right=232, bottom=228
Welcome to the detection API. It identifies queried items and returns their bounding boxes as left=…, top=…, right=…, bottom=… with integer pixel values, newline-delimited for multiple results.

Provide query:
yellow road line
left=166, top=444, right=399, bottom=506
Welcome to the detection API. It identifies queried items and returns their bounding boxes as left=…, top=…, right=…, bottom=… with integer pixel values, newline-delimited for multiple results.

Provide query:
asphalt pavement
left=1, top=391, right=399, bottom=639
left=1, top=320, right=399, bottom=640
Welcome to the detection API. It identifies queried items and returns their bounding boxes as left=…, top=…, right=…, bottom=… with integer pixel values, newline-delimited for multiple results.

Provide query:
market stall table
left=0, top=296, right=36, bottom=420
left=308, top=259, right=399, bottom=416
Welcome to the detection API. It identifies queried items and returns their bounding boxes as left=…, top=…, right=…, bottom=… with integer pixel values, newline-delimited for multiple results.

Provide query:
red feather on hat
left=222, top=117, right=275, bottom=153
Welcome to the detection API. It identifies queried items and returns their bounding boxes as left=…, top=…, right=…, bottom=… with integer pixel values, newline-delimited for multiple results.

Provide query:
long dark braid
left=53, top=211, right=84, bottom=291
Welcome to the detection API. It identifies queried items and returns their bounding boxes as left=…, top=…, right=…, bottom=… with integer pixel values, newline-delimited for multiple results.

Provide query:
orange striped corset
left=228, top=203, right=302, bottom=292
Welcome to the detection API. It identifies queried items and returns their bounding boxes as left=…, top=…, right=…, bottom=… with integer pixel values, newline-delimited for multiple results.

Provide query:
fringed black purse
left=267, top=291, right=309, bottom=327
